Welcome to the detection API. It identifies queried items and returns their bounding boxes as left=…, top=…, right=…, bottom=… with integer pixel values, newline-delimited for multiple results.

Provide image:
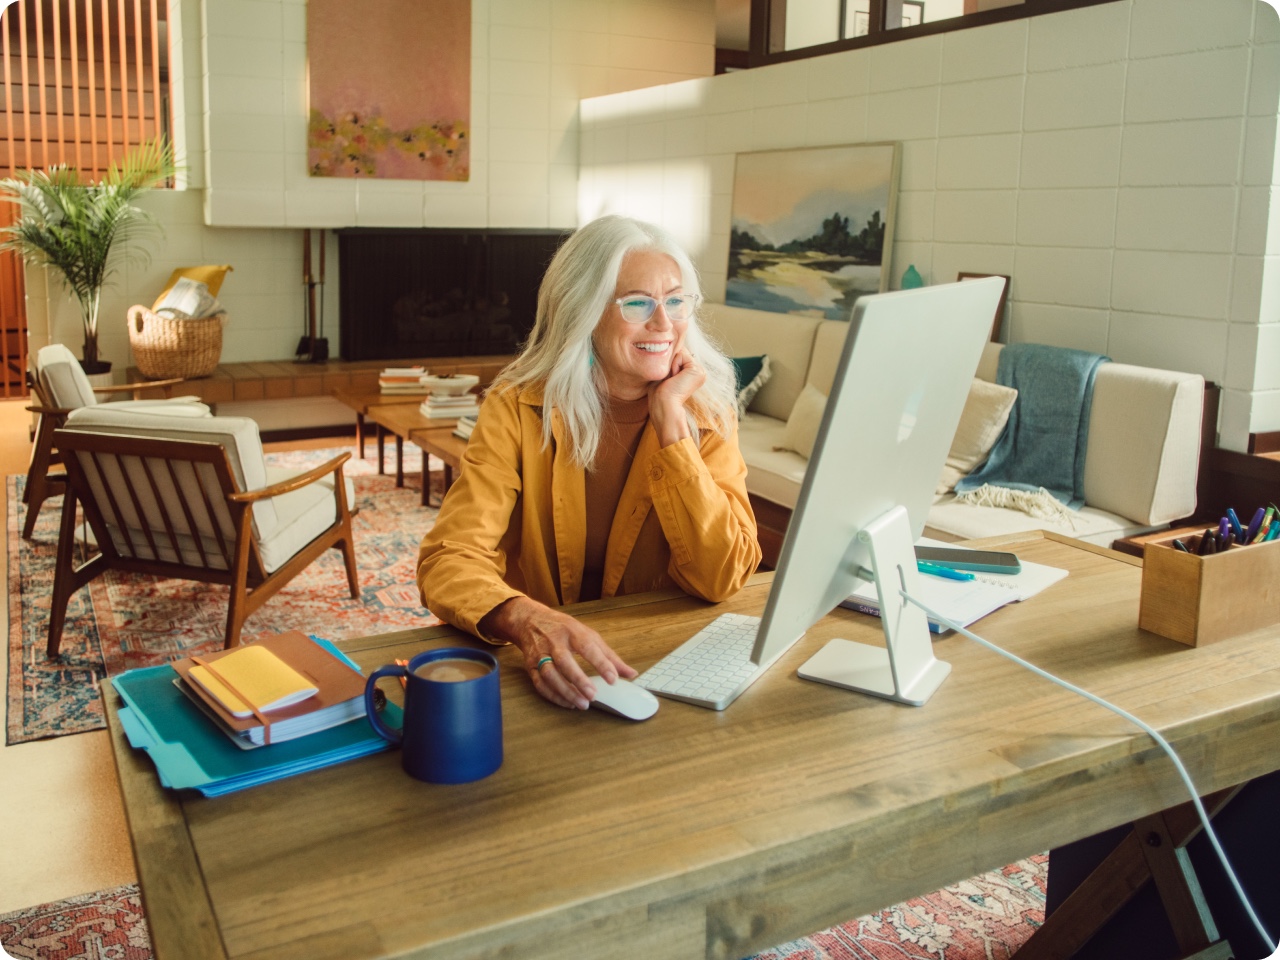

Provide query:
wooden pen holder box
left=1139, top=533, right=1280, bottom=646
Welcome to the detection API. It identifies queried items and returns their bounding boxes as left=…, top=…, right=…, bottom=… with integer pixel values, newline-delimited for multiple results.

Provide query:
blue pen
left=1226, top=507, right=1243, bottom=539
left=917, top=560, right=975, bottom=582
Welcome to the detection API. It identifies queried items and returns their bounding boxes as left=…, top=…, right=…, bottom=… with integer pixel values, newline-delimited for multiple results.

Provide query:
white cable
left=899, top=586, right=1276, bottom=953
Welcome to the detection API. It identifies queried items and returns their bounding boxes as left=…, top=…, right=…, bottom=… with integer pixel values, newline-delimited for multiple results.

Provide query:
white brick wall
left=578, top=0, right=1280, bottom=450
left=29, top=0, right=716, bottom=373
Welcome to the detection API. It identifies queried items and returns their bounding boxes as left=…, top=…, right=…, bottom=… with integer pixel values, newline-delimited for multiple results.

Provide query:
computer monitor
left=750, top=277, right=1005, bottom=705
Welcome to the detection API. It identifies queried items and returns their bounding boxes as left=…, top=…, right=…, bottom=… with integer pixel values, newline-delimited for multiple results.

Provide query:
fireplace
left=338, top=228, right=570, bottom=361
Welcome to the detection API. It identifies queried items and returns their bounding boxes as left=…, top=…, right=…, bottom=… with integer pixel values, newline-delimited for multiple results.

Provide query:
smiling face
left=593, top=249, right=688, bottom=401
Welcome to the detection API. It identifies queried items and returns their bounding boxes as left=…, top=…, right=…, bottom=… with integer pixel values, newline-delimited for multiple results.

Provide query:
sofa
left=700, top=302, right=1207, bottom=561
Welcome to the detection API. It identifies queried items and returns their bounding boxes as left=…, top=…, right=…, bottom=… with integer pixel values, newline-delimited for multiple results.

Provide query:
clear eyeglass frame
left=613, top=293, right=700, bottom=323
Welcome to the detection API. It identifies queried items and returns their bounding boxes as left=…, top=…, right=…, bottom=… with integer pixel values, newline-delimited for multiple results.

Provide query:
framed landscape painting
left=727, top=143, right=900, bottom=320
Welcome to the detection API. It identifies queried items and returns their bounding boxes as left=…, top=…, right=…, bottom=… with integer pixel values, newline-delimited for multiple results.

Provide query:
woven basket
left=127, top=305, right=223, bottom=379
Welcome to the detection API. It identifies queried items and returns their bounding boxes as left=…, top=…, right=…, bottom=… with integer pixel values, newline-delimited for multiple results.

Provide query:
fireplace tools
left=296, top=228, right=329, bottom=363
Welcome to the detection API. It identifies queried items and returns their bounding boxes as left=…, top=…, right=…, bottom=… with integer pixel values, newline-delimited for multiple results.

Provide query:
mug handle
left=364, top=664, right=409, bottom=744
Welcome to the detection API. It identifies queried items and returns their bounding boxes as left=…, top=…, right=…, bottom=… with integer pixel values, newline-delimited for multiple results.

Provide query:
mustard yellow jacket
left=416, top=383, right=761, bottom=639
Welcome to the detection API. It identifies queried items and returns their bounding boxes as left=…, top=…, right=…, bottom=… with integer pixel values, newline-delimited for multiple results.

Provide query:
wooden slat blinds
left=0, top=0, right=170, bottom=398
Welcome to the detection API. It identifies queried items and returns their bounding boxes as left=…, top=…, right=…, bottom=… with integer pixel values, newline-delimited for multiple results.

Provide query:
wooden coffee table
left=330, top=387, right=424, bottom=463
left=364, top=404, right=456, bottom=488
left=411, top=426, right=468, bottom=506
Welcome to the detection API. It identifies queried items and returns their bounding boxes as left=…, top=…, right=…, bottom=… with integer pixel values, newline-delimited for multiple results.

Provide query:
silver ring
left=536, top=656, right=554, bottom=670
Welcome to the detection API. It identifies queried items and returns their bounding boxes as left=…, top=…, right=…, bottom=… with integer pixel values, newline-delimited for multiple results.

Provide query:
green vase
left=902, top=264, right=923, bottom=289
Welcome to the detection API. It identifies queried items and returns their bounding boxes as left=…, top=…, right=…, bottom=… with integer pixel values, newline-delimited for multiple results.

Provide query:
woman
left=417, top=215, right=760, bottom=710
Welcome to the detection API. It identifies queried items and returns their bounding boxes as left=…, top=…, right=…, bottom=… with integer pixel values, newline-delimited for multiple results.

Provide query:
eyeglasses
left=613, top=293, right=700, bottom=323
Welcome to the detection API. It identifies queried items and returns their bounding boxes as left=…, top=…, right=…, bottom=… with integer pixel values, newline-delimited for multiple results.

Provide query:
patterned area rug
left=6, top=447, right=442, bottom=744
left=0, top=885, right=149, bottom=960
left=0, top=858, right=1046, bottom=960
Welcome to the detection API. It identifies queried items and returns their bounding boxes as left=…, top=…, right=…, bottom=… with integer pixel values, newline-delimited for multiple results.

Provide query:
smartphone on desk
left=914, top=545, right=1021, bottom=575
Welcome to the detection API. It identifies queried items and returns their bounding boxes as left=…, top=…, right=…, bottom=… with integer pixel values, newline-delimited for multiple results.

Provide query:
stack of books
left=171, top=631, right=368, bottom=747
left=420, top=393, right=479, bottom=419
left=110, top=631, right=397, bottom=796
left=452, top=413, right=478, bottom=441
left=378, top=366, right=428, bottom=393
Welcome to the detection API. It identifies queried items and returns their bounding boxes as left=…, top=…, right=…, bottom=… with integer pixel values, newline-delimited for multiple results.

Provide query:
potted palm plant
left=0, top=138, right=177, bottom=374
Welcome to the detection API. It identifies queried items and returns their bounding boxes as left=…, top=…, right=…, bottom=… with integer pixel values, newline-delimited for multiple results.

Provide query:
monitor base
left=797, top=504, right=950, bottom=706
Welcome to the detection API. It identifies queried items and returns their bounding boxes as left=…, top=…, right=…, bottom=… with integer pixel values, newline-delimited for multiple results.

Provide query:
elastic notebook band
left=191, top=655, right=275, bottom=745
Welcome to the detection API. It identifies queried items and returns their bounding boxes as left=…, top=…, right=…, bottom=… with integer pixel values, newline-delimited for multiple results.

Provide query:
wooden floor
left=0, top=397, right=358, bottom=914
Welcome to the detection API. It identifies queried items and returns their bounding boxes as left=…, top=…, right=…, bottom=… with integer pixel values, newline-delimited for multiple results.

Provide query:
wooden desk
left=103, top=532, right=1280, bottom=960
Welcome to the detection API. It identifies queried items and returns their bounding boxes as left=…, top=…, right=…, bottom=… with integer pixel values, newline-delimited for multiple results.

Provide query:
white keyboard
left=636, top=612, right=766, bottom=711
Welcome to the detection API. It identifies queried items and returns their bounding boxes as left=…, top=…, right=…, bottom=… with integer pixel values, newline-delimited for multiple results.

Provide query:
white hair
left=493, top=215, right=738, bottom=468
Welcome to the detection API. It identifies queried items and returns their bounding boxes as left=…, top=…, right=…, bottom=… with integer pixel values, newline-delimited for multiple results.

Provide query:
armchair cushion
left=37, top=343, right=98, bottom=409
left=65, top=407, right=278, bottom=538
left=258, top=467, right=357, bottom=574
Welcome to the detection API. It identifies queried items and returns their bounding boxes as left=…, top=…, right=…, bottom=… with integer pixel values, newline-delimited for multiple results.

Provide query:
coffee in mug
left=364, top=647, right=502, bottom=784
left=415, top=658, right=491, bottom=683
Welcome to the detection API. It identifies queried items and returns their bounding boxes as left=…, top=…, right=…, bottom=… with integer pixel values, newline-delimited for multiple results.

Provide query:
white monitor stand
left=796, top=505, right=950, bottom=706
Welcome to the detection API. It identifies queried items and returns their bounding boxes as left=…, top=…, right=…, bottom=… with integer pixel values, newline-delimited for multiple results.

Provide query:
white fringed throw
left=954, top=483, right=1077, bottom=529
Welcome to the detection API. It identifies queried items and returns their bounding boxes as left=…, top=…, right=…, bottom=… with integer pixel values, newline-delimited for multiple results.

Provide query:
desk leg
left=395, top=434, right=404, bottom=487
left=377, top=425, right=385, bottom=475
left=1014, top=787, right=1240, bottom=960
left=444, top=463, right=454, bottom=491
left=356, top=413, right=366, bottom=459
left=421, top=453, right=430, bottom=507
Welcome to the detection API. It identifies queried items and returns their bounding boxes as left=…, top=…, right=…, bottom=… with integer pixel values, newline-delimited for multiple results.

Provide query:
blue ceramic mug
left=363, top=647, right=502, bottom=784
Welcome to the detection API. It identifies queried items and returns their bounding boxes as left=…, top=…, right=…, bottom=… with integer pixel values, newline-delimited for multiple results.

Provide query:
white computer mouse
left=588, top=676, right=659, bottom=721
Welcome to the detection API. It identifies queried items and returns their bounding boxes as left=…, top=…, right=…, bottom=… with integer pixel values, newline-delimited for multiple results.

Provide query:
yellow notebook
left=188, top=645, right=318, bottom=718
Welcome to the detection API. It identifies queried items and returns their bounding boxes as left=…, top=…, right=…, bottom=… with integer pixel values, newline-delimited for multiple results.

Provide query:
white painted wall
left=578, top=0, right=1280, bottom=451
left=26, top=0, right=716, bottom=371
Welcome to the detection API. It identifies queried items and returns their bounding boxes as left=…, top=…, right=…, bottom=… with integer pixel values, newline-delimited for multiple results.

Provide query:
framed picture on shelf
left=957, top=272, right=1010, bottom=342
left=727, top=143, right=901, bottom=321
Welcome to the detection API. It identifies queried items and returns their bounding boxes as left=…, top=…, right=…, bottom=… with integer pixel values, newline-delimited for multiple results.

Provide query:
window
left=754, top=0, right=1110, bottom=62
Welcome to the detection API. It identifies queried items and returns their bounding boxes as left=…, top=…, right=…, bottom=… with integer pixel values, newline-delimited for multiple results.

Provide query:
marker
left=917, top=560, right=975, bottom=582
left=1219, top=517, right=1230, bottom=542
left=1245, top=506, right=1267, bottom=543
left=1253, top=505, right=1276, bottom=544
left=1267, top=523, right=1280, bottom=542
left=1226, top=507, right=1244, bottom=539
left=1197, top=529, right=1214, bottom=555
left=1172, top=539, right=1190, bottom=552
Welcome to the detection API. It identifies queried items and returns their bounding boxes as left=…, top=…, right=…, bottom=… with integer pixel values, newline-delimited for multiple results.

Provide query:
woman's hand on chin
left=649, top=349, right=705, bottom=446
left=479, top=596, right=638, bottom=709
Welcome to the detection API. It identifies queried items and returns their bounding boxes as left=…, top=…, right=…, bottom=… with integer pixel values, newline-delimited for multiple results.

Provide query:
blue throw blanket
left=953, top=343, right=1110, bottom=510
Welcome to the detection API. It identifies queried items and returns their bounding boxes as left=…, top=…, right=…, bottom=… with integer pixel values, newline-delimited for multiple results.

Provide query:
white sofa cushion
left=928, top=494, right=1167, bottom=546
left=937, top=379, right=1019, bottom=495
left=1083, top=363, right=1204, bottom=525
left=780, top=384, right=827, bottom=459
left=737, top=412, right=807, bottom=508
left=805, top=321, right=851, bottom=394
left=702, top=303, right=821, bottom=421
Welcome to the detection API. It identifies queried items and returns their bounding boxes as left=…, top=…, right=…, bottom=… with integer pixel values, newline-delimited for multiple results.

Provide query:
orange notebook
left=171, top=632, right=366, bottom=746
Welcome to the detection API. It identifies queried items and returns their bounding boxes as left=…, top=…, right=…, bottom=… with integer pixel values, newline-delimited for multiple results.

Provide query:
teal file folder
left=111, top=637, right=398, bottom=797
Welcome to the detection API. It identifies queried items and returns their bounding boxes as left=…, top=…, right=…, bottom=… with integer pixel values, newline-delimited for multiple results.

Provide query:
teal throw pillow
left=731, top=355, right=772, bottom=418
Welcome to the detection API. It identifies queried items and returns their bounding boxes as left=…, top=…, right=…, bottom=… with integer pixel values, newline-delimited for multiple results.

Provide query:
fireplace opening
left=338, top=228, right=570, bottom=361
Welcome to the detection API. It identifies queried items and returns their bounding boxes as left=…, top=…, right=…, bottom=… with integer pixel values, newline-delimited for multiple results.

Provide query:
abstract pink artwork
left=307, top=0, right=470, bottom=181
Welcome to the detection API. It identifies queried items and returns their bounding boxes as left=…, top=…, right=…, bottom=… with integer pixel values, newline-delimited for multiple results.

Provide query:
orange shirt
left=416, top=382, right=761, bottom=642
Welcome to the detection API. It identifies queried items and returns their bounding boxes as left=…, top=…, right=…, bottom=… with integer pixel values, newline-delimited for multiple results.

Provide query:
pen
left=1253, top=505, right=1276, bottom=544
left=1219, top=517, right=1230, bottom=542
left=1246, top=507, right=1266, bottom=543
left=1226, top=507, right=1243, bottom=539
left=1267, top=523, right=1280, bottom=542
left=917, top=560, right=975, bottom=582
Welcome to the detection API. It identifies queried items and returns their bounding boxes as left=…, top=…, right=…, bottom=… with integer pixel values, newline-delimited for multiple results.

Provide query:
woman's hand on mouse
left=478, top=596, right=638, bottom=709
left=649, top=348, right=705, bottom=447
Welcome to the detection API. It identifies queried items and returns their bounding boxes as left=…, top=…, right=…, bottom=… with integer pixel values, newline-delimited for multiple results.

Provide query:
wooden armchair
left=22, top=343, right=203, bottom=538
left=48, top=406, right=359, bottom=656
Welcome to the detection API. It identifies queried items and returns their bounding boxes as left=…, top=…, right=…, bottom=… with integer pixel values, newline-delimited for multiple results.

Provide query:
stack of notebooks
left=379, top=366, right=429, bottom=393
left=420, top=393, right=479, bottom=419
left=452, top=413, right=478, bottom=441
left=111, top=631, right=399, bottom=796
